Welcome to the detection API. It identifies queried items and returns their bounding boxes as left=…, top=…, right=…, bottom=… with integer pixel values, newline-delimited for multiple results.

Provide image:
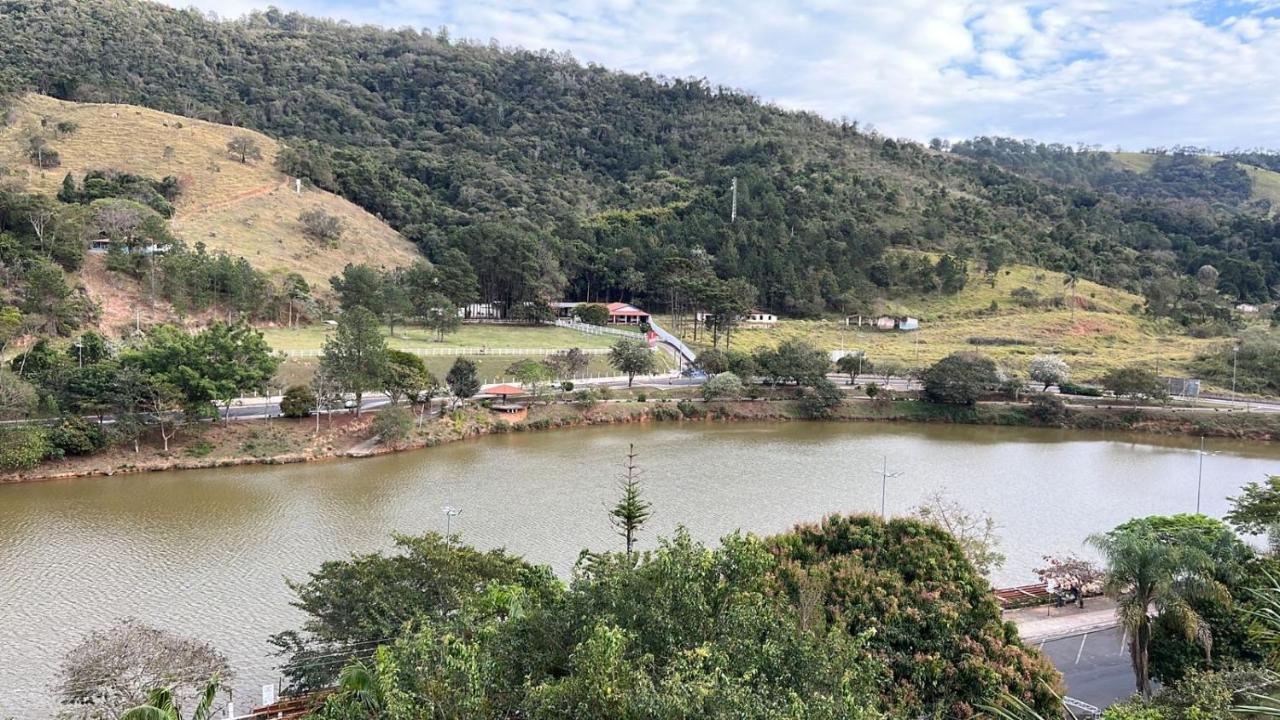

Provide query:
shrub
left=650, top=404, right=681, bottom=421
left=864, top=382, right=880, bottom=399
left=1026, top=394, right=1069, bottom=425
left=573, top=388, right=599, bottom=409
left=298, top=208, right=345, bottom=245
left=1059, top=381, right=1103, bottom=397
left=575, top=303, right=609, bottom=326
left=676, top=399, right=700, bottom=418
left=371, top=406, right=414, bottom=447
left=701, top=372, right=744, bottom=401
left=0, top=427, right=52, bottom=470
left=279, top=384, right=316, bottom=418
left=636, top=392, right=647, bottom=403
left=48, top=416, right=108, bottom=456
left=559, top=380, right=574, bottom=393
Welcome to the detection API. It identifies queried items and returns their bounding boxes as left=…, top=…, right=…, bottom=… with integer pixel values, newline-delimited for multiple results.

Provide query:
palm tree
left=336, top=659, right=383, bottom=718
left=120, top=675, right=220, bottom=720
left=1087, top=528, right=1225, bottom=699
left=1063, top=271, right=1080, bottom=323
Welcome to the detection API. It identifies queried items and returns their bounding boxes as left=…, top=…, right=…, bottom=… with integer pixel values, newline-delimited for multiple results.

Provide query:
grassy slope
left=700, top=263, right=1220, bottom=383
left=0, top=94, right=421, bottom=286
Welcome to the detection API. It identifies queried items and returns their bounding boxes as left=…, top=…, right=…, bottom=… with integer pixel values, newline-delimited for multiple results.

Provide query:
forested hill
left=2, top=0, right=1279, bottom=314
left=948, top=137, right=1280, bottom=211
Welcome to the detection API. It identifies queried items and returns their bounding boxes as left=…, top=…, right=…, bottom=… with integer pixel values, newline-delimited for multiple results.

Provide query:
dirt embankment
left=2, top=398, right=1275, bottom=485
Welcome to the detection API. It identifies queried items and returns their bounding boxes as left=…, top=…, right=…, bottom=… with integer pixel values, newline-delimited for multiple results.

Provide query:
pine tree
left=58, top=172, right=78, bottom=203
left=609, top=443, right=652, bottom=554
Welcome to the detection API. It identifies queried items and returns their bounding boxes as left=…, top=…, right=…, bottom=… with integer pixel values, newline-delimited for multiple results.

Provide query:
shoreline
left=3, top=397, right=1277, bottom=485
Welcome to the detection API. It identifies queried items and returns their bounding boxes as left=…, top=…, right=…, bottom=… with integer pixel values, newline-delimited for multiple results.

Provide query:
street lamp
left=442, top=505, right=462, bottom=543
left=873, top=456, right=903, bottom=519
left=1194, top=437, right=1221, bottom=514
left=1232, top=345, right=1239, bottom=399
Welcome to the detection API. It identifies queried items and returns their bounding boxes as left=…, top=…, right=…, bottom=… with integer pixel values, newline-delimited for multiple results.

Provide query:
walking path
left=1007, top=598, right=1119, bottom=644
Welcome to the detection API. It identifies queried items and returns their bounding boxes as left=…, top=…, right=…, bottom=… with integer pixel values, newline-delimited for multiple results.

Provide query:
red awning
left=482, top=384, right=526, bottom=396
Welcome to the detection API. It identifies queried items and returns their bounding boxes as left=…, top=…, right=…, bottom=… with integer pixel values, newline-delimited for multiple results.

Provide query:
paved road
left=1039, top=627, right=1139, bottom=710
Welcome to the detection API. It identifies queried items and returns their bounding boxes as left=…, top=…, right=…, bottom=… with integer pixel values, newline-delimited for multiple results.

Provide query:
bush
left=298, top=208, right=345, bottom=245
left=676, top=399, right=700, bottom=418
left=1026, top=394, right=1069, bottom=425
left=650, top=404, right=681, bottom=421
left=48, top=416, right=108, bottom=456
left=279, top=384, right=316, bottom=418
left=966, top=336, right=1027, bottom=346
left=701, top=371, right=744, bottom=401
left=636, top=392, right=647, bottom=403
left=575, top=303, right=609, bottom=326
left=559, top=380, right=574, bottom=393
left=864, top=382, right=880, bottom=399
left=0, top=427, right=52, bottom=470
left=1059, top=381, right=1103, bottom=397
left=573, top=388, right=599, bottom=409
left=371, top=406, right=414, bottom=447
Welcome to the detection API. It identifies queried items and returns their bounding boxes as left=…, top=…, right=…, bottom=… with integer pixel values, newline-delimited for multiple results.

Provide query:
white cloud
left=172, top=0, right=1280, bottom=148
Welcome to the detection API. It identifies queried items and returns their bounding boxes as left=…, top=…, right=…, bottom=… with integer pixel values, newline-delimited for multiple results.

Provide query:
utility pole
left=1232, top=345, right=1239, bottom=399
left=730, top=177, right=737, bottom=223
left=875, top=456, right=903, bottom=519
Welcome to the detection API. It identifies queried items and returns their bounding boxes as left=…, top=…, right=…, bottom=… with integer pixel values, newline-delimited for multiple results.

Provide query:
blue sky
left=171, top=0, right=1280, bottom=149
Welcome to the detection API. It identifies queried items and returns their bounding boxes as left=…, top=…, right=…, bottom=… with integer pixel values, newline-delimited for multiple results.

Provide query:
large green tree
left=320, top=307, right=387, bottom=416
left=607, top=338, right=657, bottom=387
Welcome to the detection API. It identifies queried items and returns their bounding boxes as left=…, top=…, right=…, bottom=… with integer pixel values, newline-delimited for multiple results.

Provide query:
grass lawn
left=274, top=352, right=672, bottom=388
left=666, top=261, right=1222, bottom=384
left=262, top=323, right=620, bottom=352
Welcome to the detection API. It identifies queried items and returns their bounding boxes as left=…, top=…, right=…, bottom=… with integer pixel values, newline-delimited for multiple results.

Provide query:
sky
left=168, top=0, right=1280, bottom=150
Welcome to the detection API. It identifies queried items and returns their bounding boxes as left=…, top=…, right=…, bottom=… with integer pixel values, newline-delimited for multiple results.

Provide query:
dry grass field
left=676, top=262, right=1223, bottom=383
left=0, top=94, right=421, bottom=286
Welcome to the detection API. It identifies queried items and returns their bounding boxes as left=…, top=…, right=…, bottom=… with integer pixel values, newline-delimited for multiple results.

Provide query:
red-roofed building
left=605, top=302, right=650, bottom=325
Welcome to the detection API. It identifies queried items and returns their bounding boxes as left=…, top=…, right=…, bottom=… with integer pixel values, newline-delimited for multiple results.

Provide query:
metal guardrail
left=284, top=346, right=611, bottom=358
left=1063, top=697, right=1101, bottom=718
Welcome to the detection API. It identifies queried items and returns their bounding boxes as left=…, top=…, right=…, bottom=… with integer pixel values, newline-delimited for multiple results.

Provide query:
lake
left=2, top=421, right=1277, bottom=717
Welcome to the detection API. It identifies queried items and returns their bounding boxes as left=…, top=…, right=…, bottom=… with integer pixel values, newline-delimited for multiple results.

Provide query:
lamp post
left=442, top=505, right=462, bottom=544
left=1195, top=437, right=1220, bottom=514
left=874, top=456, right=903, bottom=519
left=1232, top=345, right=1239, bottom=399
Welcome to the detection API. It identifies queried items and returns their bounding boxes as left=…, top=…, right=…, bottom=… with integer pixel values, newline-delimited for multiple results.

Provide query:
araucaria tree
left=320, top=306, right=388, bottom=416
left=609, top=443, right=652, bottom=554
left=608, top=337, right=656, bottom=387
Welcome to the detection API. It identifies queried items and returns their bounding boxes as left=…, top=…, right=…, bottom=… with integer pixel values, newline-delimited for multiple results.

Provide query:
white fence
left=284, top=346, right=612, bottom=358
left=554, top=319, right=645, bottom=339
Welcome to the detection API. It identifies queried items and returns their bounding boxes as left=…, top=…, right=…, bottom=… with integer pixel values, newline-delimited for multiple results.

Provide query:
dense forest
left=2, top=0, right=1280, bottom=316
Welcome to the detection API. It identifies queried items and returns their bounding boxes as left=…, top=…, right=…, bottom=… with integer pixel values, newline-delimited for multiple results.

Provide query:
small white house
left=742, top=309, right=777, bottom=326
left=1236, top=303, right=1259, bottom=314
left=898, top=317, right=920, bottom=331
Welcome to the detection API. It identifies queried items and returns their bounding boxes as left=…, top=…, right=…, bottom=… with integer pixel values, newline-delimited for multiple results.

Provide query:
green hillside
left=2, top=0, right=1279, bottom=319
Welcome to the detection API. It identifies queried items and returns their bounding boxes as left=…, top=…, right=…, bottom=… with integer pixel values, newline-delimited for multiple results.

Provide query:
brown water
left=2, top=421, right=1278, bottom=717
